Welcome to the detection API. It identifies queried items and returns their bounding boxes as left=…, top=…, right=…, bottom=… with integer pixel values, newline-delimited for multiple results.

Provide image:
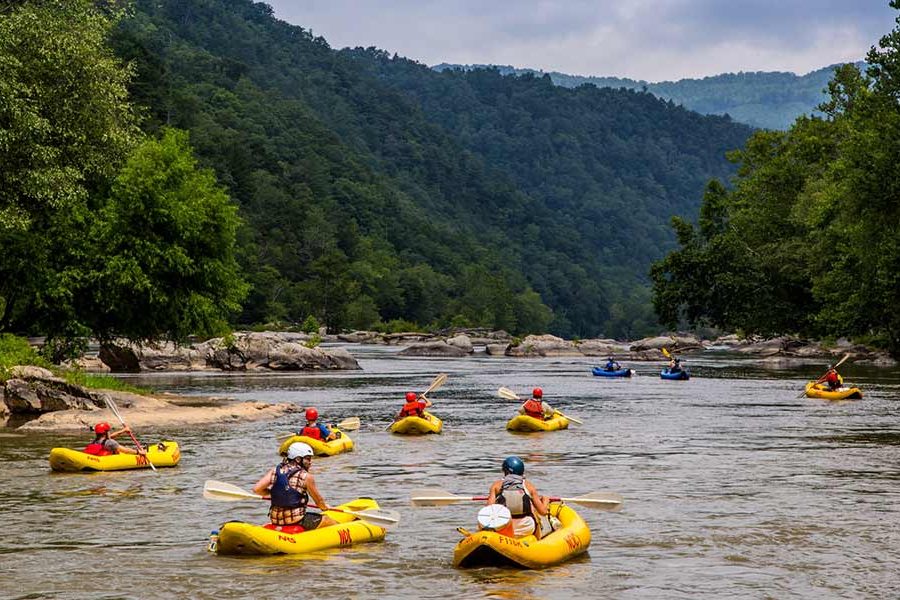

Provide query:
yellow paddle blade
left=560, top=491, right=624, bottom=511
left=336, top=416, right=361, bottom=431
left=203, top=480, right=264, bottom=501
left=661, top=347, right=672, bottom=358
left=423, top=373, right=448, bottom=396
left=410, top=488, right=468, bottom=506
left=497, top=387, right=520, bottom=400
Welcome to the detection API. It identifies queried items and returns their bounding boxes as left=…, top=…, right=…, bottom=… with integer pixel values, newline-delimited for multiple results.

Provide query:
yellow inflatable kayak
left=506, top=413, right=569, bottom=432
left=278, top=429, right=353, bottom=457
left=214, top=498, right=387, bottom=555
left=389, top=411, right=443, bottom=434
left=49, top=441, right=180, bottom=472
left=453, top=502, right=590, bottom=569
left=805, top=381, right=863, bottom=400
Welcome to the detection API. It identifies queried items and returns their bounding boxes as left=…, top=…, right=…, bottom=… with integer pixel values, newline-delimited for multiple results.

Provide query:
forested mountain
left=104, top=0, right=751, bottom=339
left=434, top=63, right=863, bottom=130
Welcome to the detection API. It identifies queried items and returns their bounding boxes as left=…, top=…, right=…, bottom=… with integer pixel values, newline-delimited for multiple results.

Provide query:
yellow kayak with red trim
left=453, top=502, right=590, bottom=569
left=49, top=441, right=180, bottom=472
left=214, top=498, right=387, bottom=555
left=277, top=428, right=353, bottom=456
left=506, top=413, right=569, bottom=432
left=804, top=381, right=863, bottom=400
left=389, top=411, right=443, bottom=434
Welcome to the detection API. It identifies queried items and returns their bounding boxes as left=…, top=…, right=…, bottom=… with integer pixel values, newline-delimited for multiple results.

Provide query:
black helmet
left=502, top=456, right=525, bottom=475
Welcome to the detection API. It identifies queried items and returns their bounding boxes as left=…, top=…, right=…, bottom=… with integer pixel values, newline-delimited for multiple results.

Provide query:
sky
left=264, top=1, right=897, bottom=81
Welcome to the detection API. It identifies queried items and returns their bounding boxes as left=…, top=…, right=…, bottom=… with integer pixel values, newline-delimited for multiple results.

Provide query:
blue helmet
left=502, top=456, right=525, bottom=475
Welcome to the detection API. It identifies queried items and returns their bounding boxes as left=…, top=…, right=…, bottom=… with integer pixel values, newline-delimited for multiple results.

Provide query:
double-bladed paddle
left=202, top=480, right=400, bottom=527
left=409, top=487, right=623, bottom=511
left=497, top=387, right=584, bottom=425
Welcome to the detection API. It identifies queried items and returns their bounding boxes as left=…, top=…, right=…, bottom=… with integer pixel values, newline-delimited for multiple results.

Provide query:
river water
left=2, top=345, right=899, bottom=599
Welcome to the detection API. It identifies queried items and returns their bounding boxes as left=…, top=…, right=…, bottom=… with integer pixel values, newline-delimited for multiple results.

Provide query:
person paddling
left=486, top=456, right=551, bottom=538
left=604, top=356, right=621, bottom=371
left=668, top=355, right=683, bottom=373
left=253, top=442, right=336, bottom=529
left=83, top=422, right=146, bottom=456
left=518, top=388, right=555, bottom=421
left=396, top=391, right=432, bottom=420
left=295, top=408, right=338, bottom=441
left=817, top=364, right=842, bottom=391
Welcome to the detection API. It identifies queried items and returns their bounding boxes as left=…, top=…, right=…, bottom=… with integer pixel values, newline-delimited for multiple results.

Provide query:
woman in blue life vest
left=296, top=407, right=337, bottom=441
left=396, top=391, right=432, bottom=419
left=518, top=388, right=554, bottom=420
left=252, top=442, right=337, bottom=529
left=486, top=456, right=551, bottom=538
left=83, top=422, right=146, bottom=456
left=605, top=357, right=621, bottom=371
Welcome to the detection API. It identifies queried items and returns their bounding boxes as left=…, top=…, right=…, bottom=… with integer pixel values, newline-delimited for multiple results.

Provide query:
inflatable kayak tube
left=49, top=441, right=180, bottom=472
left=804, top=381, right=863, bottom=400
left=453, top=502, right=590, bottom=569
left=214, top=498, right=386, bottom=556
left=591, top=367, right=633, bottom=378
left=278, top=429, right=354, bottom=457
left=506, top=413, right=569, bottom=432
left=660, top=368, right=690, bottom=380
left=389, top=411, right=443, bottom=434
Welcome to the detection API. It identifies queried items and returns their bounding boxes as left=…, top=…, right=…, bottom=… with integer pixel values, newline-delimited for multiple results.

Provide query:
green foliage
left=652, top=5, right=900, bottom=356
left=108, top=0, right=749, bottom=338
left=62, top=371, right=152, bottom=395
left=303, top=334, right=322, bottom=349
left=0, top=334, right=52, bottom=380
left=88, top=128, right=248, bottom=342
left=300, top=315, right=320, bottom=334
left=437, top=62, right=861, bottom=130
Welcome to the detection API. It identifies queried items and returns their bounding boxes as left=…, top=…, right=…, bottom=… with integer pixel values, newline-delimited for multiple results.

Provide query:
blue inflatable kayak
left=592, top=367, right=633, bottom=377
left=660, top=368, right=690, bottom=380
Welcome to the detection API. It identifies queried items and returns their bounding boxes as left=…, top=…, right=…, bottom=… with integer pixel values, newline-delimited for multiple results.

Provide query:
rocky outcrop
left=446, top=334, right=474, bottom=354
left=629, top=334, right=703, bottom=352
left=485, top=343, right=510, bottom=356
left=397, top=341, right=469, bottom=357
left=506, top=335, right=582, bottom=357
left=3, top=371, right=108, bottom=416
left=61, top=356, right=110, bottom=373
left=97, top=332, right=360, bottom=372
left=574, top=339, right=631, bottom=357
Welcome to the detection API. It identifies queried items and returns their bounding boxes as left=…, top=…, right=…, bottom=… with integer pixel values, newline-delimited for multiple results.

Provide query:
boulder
left=575, top=339, right=631, bottom=357
left=446, top=334, right=474, bottom=354
left=10, top=365, right=55, bottom=379
left=507, top=335, right=581, bottom=357
left=485, top=343, right=510, bottom=356
left=397, top=341, right=469, bottom=357
left=3, top=377, right=104, bottom=414
left=100, top=340, right=204, bottom=372
left=337, top=331, right=379, bottom=343
left=61, top=356, right=111, bottom=373
left=199, top=332, right=361, bottom=370
left=629, top=336, right=676, bottom=352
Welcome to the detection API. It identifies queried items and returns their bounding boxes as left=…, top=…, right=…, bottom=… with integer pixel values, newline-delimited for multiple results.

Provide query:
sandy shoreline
left=9, top=389, right=299, bottom=431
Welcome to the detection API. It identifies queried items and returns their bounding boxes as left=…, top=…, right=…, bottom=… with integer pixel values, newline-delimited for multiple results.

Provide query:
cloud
left=264, top=0, right=897, bottom=80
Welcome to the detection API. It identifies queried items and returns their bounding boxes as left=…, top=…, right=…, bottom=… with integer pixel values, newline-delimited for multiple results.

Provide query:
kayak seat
left=262, top=523, right=305, bottom=534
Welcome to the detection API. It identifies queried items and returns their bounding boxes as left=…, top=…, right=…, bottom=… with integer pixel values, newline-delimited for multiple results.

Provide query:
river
left=2, top=345, right=899, bottom=599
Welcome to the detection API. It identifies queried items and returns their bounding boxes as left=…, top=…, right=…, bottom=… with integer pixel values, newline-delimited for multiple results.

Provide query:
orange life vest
left=399, top=401, right=424, bottom=417
left=83, top=442, right=112, bottom=456
left=301, top=425, right=323, bottom=440
left=523, top=399, right=544, bottom=420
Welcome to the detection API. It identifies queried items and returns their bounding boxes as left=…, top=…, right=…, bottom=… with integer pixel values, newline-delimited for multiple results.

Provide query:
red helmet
left=94, top=422, right=111, bottom=435
left=405, top=392, right=417, bottom=402
left=305, top=408, right=318, bottom=421
left=532, top=388, right=543, bottom=399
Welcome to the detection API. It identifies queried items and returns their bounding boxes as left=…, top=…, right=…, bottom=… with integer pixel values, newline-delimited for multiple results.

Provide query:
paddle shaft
left=105, top=397, right=156, bottom=471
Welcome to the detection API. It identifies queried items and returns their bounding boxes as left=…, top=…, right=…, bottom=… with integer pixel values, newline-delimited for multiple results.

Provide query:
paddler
left=817, top=364, right=841, bottom=391
left=668, top=355, right=684, bottom=373
left=518, top=388, right=555, bottom=421
left=395, top=391, right=432, bottom=420
left=604, top=356, right=621, bottom=371
left=486, top=456, right=551, bottom=538
left=83, top=422, right=146, bottom=456
left=253, top=442, right=337, bottom=529
left=295, top=407, right=338, bottom=441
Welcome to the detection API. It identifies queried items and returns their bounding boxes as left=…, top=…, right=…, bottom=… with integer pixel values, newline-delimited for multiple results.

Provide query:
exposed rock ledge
left=2, top=368, right=298, bottom=431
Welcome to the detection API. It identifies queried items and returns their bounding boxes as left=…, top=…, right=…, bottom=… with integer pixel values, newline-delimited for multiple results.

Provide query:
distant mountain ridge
left=433, top=62, right=866, bottom=130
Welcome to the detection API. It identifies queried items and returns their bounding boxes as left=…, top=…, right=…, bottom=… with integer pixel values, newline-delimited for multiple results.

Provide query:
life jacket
left=496, top=474, right=533, bottom=519
left=270, top=464, right=309, bottom=509
left=399, top=401, right=424, bottom=418
left=825, top=371, right=841, bottom=388
left=605, top=361, right=618, bottom=371
left=84, top=438, right=113, bottom=456
left=301, top=424, right=322, bottom=440
left=523, top=399, right=544, bottom=420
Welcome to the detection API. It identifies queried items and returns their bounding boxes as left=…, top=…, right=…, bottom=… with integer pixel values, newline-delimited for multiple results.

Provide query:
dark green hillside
left=113, top=0, right=751, bottom=337
left=436, top=63, right=861, bottom=130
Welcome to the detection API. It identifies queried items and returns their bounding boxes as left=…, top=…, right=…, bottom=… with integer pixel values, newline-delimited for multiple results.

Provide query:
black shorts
left=300, top=511, right=323, bottom=530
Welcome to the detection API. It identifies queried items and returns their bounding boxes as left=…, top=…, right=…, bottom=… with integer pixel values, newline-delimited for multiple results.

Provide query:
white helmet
left=286, top=442, right=314, bottom=460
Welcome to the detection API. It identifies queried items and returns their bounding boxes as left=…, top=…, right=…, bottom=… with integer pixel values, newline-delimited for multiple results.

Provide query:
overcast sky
left=264, top=1, right=897, bottom=81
